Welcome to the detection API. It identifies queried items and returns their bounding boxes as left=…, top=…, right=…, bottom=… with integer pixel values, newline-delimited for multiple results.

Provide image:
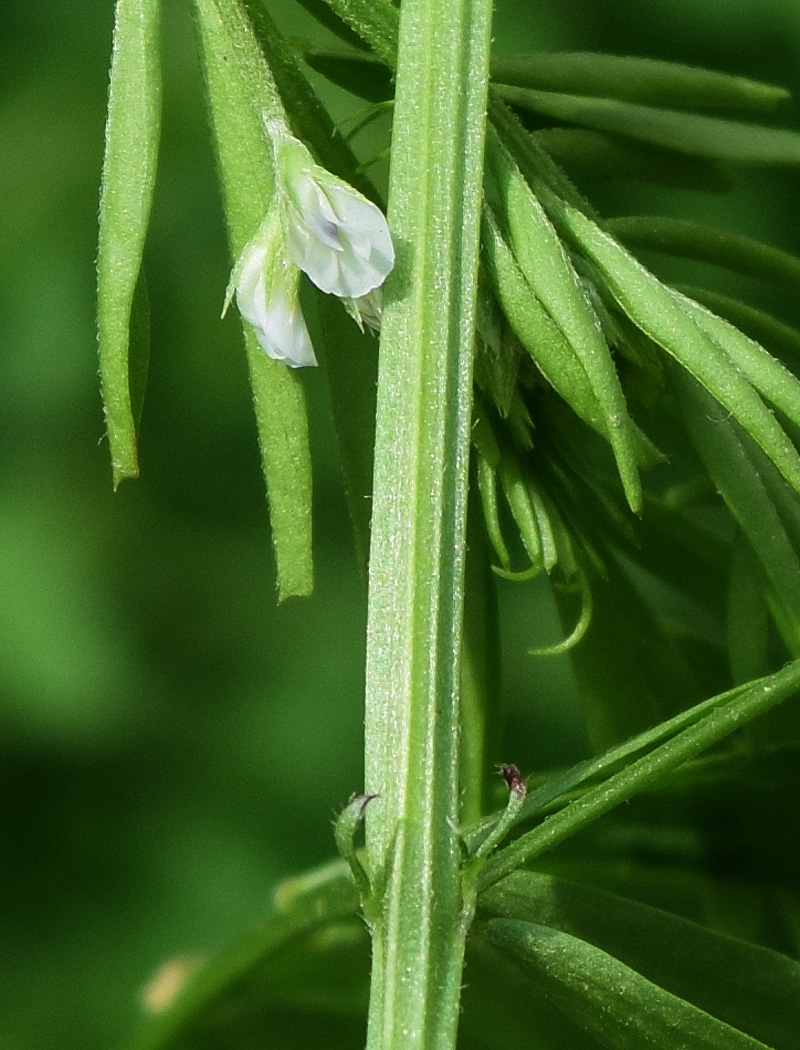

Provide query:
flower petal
left=251, top=277, right=317, bottom=368
left=268, top=124, right=395, bottom=300
left=285, top=173, right=395, bottom=298
left=233, top=209, right=317, bottom=368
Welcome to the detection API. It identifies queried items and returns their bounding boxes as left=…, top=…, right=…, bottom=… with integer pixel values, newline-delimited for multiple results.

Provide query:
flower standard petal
left=283, top=170, right=395, bottom=298
left=265, top=121, right=395, bottom=300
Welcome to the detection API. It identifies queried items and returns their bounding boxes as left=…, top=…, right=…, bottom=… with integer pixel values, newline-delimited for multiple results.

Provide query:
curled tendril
left=492, top=563, right=542, bottom=583
left=528, top=573, right=594, bottom=657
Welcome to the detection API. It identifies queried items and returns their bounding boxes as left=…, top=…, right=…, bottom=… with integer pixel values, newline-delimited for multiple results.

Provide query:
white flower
left=268, top=120, right=395, bottom=300
left=230, top=209, right=317, bottom=369
left=225, top=121, right=394, bottom=369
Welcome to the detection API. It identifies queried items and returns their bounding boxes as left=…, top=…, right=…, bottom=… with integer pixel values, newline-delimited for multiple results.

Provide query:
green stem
left=362, top=0, right=493, bottom=1046
left=210, top=0, right=286, bottom=126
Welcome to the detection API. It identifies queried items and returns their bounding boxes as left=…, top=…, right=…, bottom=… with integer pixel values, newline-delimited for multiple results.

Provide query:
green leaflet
left=481, top=210, right=642, bottom=511
left=490, top=52, right=788, bottom=110
left=475, top=283, right=525, bottom=422
left=476, top=451, right=512, bottom=568
left=607, top=216, right=800, bottom=294
left=496, top=86, right=800, bottom=165
left=292, top=0, right=370, bottom=50
left=479, top=871, right=800, bottom=1050
left=488, top=92, right=598, bottom=216
left=127, top=274, right=151, bottom=442
left=482, top=207, right=604, bottom=431
left=193, top=0, right=313, bottom=600
left=535, top=128, right=733, bottom=192
left=473, top=406, right=599, bottom=588
left=673, top=286, right=800, bottom=366
left=462, top=936, right=611, bottom=1050
left=303, top=46, right=789, bottom=115
left=673, top=291, right=800, bottom=445
left=97, top=0, right=161, bottom=487
left=673, top=367, right=800, bottom=653
left=471, top=410, right=512, bottom=569
left=482, top=919, right=774, bottom=1050
left=498, top=454, right=558, bottom=575
left=463, top=671, right=724, bottom=857
left=472, top=406, right=576, bottom=585
left=547, top=197, right=800, bottom=495
left=476, top=658, right=800, bottom=888
left=486, top=137, right=641, bottom=511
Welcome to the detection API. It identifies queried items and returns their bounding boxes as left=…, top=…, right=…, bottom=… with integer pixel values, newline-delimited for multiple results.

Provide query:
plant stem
left=362, top=0, right=493, bottom=1046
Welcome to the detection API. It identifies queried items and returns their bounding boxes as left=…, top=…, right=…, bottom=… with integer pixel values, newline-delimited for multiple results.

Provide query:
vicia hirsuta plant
left=98, top=0, right=800, bottom=1047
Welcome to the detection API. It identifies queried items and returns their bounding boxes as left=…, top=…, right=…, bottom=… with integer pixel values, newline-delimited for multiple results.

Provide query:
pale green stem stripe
left=362, top=0, right=493, bottom=1046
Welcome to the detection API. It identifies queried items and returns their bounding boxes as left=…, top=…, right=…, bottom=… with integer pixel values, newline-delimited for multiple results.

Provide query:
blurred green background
left=1, top=0, right=799, bottom=1046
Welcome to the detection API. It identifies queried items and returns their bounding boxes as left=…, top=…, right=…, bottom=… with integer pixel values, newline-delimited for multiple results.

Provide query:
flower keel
left=234, top=211, right=317, bottom=369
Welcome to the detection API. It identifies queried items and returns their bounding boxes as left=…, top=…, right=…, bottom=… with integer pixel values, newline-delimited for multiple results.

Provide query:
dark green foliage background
left=2, top=0, right=800, bottom=1047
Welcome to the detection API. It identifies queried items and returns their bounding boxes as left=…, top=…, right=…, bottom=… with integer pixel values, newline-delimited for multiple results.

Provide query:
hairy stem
left=362, top=0, right=493, bottom=1046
